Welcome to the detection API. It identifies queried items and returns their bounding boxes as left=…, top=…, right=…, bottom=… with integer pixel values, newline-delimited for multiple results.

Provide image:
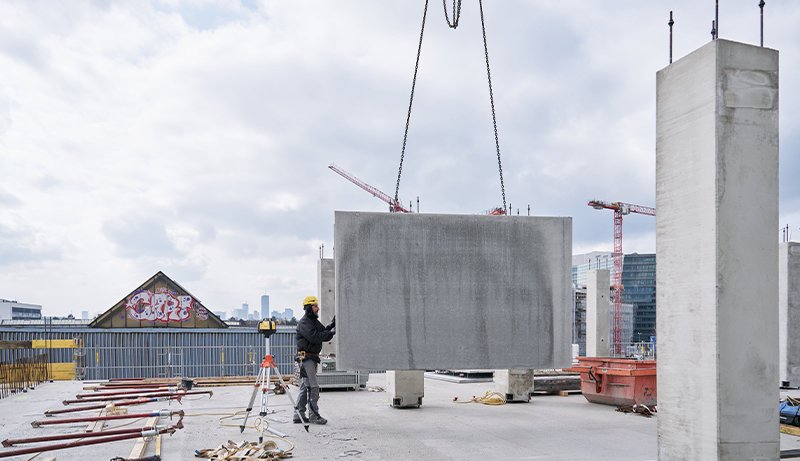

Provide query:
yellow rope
left=453, top=391, right=506, bottom=405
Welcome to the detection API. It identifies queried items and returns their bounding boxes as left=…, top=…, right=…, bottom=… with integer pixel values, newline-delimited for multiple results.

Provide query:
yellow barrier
left=31, top=339, right=78, bottom=349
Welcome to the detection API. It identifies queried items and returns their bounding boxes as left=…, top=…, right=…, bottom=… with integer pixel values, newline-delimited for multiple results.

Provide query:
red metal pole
left=32, top=409, right=183, bottom=428
left=45, top=395, right=184, bottom=416
left=75, top=387, right=176, bottom=399
left=3, top=425, right=158, bottom=446
left=0, top=425, right=180, bottom=458
left=63, top=390, right=212, bottom=405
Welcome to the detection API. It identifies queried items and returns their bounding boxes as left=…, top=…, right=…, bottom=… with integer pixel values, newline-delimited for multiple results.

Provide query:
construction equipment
left=328, top=163, right=410, bottom=213
left=587, top=200, right=656, bottom=355
left=240, top=320, right=309, bottom=440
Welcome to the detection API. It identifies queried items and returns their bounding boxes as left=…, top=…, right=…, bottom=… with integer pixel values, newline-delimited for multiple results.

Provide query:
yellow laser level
left=258, top=320, right=277, bottom=338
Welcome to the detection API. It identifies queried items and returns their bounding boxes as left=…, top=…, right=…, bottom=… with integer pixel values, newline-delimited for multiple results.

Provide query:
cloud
left=0, top=0, right=798, bottom=315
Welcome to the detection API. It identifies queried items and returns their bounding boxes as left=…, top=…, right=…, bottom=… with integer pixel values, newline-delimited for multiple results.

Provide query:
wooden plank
left=781, top=424, right=800, bottom=437
left=87, top=409, right=106, bottom=433
left=155, top=434, right=162, bottom=456
left=128, top=416, right=158, bottom=459
left=32, top=339, right=78, bottom=349
left=49, top=362, right=76, bottom=380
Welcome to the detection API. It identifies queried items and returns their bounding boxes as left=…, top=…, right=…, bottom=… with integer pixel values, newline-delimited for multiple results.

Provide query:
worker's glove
left=327, top=316, right=336, bottom=331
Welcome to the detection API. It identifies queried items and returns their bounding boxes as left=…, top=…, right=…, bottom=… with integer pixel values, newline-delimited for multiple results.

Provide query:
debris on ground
left=195, top=440, right=293, bottom=460
left=616, top=404, right=656, bottom=417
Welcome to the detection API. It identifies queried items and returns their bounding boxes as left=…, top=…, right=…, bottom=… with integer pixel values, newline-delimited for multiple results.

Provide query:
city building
left=621, top=253, right=657, bottom=341
left=571, top=251, right=614, bottom=288
left=260, top=294, right=270, bottom=319
left=0, top=299, right=42, bottom=320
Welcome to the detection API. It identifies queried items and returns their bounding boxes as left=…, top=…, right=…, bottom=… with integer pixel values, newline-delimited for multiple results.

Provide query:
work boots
left=309, top=412, right=327, bottom=425
left=293, top=412, right=306, bottom=424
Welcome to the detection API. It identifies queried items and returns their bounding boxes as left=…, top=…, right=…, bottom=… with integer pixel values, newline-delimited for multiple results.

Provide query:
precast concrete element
left=656, top=39, right=779, bottom=461
left=780, top=243, right=800, bottom=386
left=317, top=258, right=336, bottom=356
left=334, top=211, right=573, bottom=370
left=586, top=269, right=610, bottom=357
left=494, top=369, right=534, bottom=402
left=386, top=370, right=424, bottom=408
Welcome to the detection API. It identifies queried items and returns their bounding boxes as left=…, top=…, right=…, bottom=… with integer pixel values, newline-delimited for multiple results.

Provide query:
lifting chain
left=443, top=0, right=463, bottom=29
left=394, top=0, right=507, bottom=213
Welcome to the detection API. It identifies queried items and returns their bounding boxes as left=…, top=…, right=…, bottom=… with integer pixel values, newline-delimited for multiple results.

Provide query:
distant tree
left=287, top=317, right=298, bottom=326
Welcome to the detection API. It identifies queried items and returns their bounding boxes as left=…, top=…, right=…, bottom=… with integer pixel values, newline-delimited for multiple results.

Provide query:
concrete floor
left=1, top=375, right=799, bottom=460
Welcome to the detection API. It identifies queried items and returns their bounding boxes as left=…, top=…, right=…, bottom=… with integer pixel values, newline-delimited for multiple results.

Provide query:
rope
left=453, top=391, right=506, bottom=405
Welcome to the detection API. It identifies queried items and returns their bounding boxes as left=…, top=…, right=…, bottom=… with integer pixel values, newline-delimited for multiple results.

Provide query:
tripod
left=240, top=320, right=309, bottom=441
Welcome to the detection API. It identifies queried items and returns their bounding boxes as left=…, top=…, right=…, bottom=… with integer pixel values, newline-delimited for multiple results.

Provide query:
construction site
left=2, top=1, right=800, bottom=460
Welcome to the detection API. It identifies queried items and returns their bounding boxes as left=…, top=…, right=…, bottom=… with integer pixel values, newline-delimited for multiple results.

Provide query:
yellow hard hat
left=302, top=296, right=319, bottom=307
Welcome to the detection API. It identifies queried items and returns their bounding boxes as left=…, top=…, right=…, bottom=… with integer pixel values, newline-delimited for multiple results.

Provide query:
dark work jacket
left=296, top=310, right=334, bottom=363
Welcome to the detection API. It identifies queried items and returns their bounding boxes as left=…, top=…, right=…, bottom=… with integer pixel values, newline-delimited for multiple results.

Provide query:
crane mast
left=587, top=199, right=656, bottom=356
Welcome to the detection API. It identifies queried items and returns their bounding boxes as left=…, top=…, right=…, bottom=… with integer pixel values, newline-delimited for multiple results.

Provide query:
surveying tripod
left=240, top=320, right=309, bottom=441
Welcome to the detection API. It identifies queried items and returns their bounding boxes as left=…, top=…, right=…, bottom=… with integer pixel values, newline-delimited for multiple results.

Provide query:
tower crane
left=329, top=163, right=410, bottom=213
left=587, top=199, right=656, bottom=356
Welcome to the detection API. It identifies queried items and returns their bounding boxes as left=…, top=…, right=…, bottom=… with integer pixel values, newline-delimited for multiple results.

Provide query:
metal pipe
left=760, top=0, right=766, bottom=46
left=668, top=11, right=675, bottom=64
left=32, top=409, right=184, bottom=428
left=0, top=425, right=180, bottom=458
left=4, top=425, right=159, bottom=446
left=45, top=395, right=184, bottom=416
left=63, top=390, right=212, bottom=405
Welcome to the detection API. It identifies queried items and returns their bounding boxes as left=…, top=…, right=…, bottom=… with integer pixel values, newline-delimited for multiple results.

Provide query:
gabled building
left=89, top=271, right=227, bottom=328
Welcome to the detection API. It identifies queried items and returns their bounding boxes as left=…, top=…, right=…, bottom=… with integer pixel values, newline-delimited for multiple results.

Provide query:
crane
left=329, top=163, right=410, bottom=213
left=587, top=199, right=656, bottom=356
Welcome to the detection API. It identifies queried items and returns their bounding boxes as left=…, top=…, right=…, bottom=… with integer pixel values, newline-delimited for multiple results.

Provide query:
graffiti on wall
left=126, top=287, right=208, bottom=322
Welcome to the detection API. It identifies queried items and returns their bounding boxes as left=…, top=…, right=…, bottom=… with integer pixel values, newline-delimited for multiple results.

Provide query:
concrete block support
left=387, top=370, right=424, bottom=408
left=586, top=269, right=610, bottom=357
left=656, top=39, right=779, bottom=460
left=780, top=243, right=800, bottom=386
left=317, top=258, right=336, bottom=356
left=334, top=211, right=573, bottom=371
left=494, top=369, right=534, bottom=402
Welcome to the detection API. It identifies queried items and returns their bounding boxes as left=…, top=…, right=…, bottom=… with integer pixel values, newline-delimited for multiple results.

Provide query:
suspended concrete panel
left=334, top=211, right=572, bottom=370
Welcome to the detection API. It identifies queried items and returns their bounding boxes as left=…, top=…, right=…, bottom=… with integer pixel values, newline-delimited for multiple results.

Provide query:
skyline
left=2, top=1, right=799, bottom=316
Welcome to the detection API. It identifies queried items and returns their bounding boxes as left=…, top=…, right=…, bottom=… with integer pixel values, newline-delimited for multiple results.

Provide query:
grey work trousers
left=295, top=359, right=320, bottom=416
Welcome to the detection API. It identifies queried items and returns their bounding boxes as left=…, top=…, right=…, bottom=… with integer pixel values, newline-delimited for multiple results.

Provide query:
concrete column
left=656, top=39, right=778, bottom=460
left=780, top=243, right=800, bottom=386
left=387, top=370, right=424, bottom=408
left=317, top=258, right=336, bottom=356
left=586, top=269, right=610, bottom=357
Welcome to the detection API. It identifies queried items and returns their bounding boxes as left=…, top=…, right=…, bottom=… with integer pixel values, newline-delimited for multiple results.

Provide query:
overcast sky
left=1, top=0, right=798, bottom=317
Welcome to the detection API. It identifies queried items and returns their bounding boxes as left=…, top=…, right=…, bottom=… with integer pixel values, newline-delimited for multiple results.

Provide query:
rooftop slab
left=2, top=377, right=800, bottom=460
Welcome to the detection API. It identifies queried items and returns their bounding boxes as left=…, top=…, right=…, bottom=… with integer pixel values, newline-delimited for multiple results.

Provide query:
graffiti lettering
left=126, top=289, right=194, bottom=322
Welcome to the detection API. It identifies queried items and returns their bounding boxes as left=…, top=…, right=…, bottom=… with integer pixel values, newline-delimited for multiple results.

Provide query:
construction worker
left=294, top=295, right=335, bottom=425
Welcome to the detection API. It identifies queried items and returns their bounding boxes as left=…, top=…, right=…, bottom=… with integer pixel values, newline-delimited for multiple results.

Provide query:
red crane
left=587, top=199, right=656, bottom=356
left=328, top=163, right=410, bottom=213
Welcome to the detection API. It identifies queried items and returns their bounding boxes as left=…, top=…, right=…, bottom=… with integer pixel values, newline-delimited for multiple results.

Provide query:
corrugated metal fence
left=0, top=327, right=297, bottom=380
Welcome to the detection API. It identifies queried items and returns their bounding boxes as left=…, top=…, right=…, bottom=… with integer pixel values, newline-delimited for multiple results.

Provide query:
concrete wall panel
left=780, top=243, right=800, bottom=385
left=334, top=211, right=572, bottom=370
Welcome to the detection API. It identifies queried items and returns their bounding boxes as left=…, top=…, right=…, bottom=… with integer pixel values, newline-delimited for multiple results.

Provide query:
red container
left=565, top=357, right=656, bottom=407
